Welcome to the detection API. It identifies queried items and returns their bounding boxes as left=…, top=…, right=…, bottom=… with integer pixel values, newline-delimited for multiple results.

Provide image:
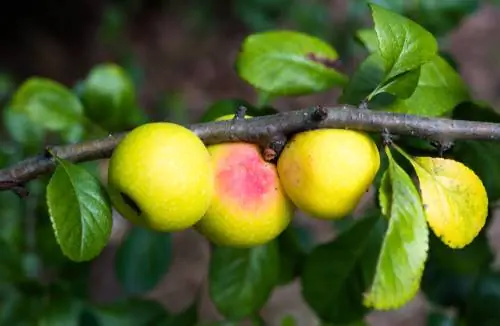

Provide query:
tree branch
left=2, top=104, right=500, bottom=192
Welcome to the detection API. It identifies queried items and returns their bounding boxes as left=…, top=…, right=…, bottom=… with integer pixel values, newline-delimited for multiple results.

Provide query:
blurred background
left=2, top=0, right=500, bottom=325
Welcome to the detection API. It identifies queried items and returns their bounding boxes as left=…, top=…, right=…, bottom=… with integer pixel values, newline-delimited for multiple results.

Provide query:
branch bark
left=2, top=104, right=500, bottom=192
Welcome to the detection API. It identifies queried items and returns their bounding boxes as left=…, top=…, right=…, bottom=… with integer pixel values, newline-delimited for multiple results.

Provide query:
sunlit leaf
left=364, top=147, right=429, bottom=309
left=356, top=28, right=378, bottom=53
left=410, top=156, right=488, bottom=248
left=236, top=30, right=347, bottom=96
left=369, top=3, right=438, bottom=82
left=384, top=56, right=469, bottom=116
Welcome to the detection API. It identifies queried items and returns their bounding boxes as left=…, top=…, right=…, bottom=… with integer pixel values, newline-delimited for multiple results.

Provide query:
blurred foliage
left=0, top=0, right=500, bottom=325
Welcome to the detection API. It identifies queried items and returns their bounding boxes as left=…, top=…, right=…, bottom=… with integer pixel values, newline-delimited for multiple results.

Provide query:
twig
left=2, top=104, right=500, bottom=192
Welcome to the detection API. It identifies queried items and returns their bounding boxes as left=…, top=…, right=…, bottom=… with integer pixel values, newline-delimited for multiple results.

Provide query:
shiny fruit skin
left=196, top=142, right=294, bottom=247
left=277, top=129, right=380, bottom=220
left=107, top=122, right=214, bottom=232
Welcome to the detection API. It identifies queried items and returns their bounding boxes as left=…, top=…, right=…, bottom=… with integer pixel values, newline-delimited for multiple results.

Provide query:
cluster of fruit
left=107, top=115, right=381, bottom=247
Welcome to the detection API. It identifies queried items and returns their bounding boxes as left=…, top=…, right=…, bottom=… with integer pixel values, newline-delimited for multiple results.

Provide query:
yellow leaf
left=410, top=157, right=488, bottom=249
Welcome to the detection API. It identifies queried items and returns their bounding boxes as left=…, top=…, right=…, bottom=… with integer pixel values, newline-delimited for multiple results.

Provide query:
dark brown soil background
left=3, top=1, right=500, bottom=325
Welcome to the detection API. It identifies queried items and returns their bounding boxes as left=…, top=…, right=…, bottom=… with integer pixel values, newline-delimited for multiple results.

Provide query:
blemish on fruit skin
left=215, top=144, right=276, bottom=209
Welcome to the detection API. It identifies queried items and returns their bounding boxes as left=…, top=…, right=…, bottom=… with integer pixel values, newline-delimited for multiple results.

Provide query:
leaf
left=81, top=63, right=140, bottom=131
left=90, top=298, right=167, bottom=326
left=369, top=3, right=438, bottom=82
left=301, top=213, right=386, bottom=324
left=384, top=56, right=469, bottom=116
left=46, top=158, right=113, bottom=262
left=236, top=30, right=348, bottom=96
left=10, top=77, right=84, bottom=132
left=410, top=156, right=488, bottom=249
left=363, top=147, right=429, bottom=310
left=378, top=170, right=391, bottom=217
left=339, top=53, right=385, bottom=104
left=276, top=225, right=307, bottom=285
left=115, top=227, right=172, bottom=295
left=374, top=67, right=421, bottom=99
left=154, top=302, right=198, bottom=326
left=2, top=107, right=45, bottom=152
left=452, top=102, right=500, bottom=200
left=209, top=241, right=279, bottom=319
left=38, top=298, right=82, bottom=326
left=355, top=28, right=379, bottom=53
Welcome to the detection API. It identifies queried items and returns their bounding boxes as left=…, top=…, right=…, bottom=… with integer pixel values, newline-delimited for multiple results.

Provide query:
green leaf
left=38, top=298, right=82, bottom=326
left=10, top=77, right=84, bottom=132
left=339, top=53, right=385, bottom=104
left=364, top=147, right=429, bottom=309
left=2, top=107, right=44, bottom=152
left=209, top=241, right=279, bottom=319
left=46, top=158, right=113, bottom=262
left=383, top=55, right=469, bottom=116
left=200, top=99, right=278, bottom=123
left=279, top=315, right=297, bottom=326
left=378, top=170, right=391, bottom=217
left=115, top=227, right=172, bottom=295
left=369, top=3, right=438, bottom=83
left=355, top=28, right=379, bottom=53
left=154, top=302, right=197, bottom=326
left=276, top=225, right=307, bottom=285
left=236, top=30, right=348, bottom=96
left=374, top=67, right=421, bottom=99
left=301, top=213, right=386, bottom=324
left=452, top=102, right=500, bottom=200
left=90, top=298, right=167, bottom=326
left=81, top=63, right=141, bottom=131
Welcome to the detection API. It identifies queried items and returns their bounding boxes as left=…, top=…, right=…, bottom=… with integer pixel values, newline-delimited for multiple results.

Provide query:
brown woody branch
left=2, top=104, right=500, bottom=193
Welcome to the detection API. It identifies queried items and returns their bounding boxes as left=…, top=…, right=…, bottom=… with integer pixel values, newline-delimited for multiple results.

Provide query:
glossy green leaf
left=364, top=147, right=429, bottom=309
left=369, top=3, right=438, bottom=82
left=154, top=302, right=197, bottom=326
left=81, top=63, right=141, bottom=131
left=374, top=67, right=421, bottom=99
left=301, top=213, right=386, bottom=324
left=356, top=29, right=379, bottom=53
left=38, top=298, right=82, bottom=326
left=46, top=158, right=113, bottom=262
left=115, top=227, right=172, bottom=295
left=10, top=77, right=84, bottom=132
left=384, top=56, right=469, bottom=116
left=209, top=241, right=279, bottom=319
left=339, top=53, right=385, bottom=104
left=452, top=102, right=500, bottom=200
left=90, top=298, right=167, bottom=326
left=236, top=30, right=348, bottom=96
